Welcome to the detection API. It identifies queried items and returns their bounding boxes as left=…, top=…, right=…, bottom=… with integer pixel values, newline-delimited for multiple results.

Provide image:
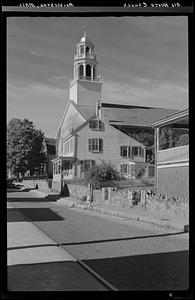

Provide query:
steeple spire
left=73, top=33, right=100, bottom=82
left=69, top=33, right=102, bottom=109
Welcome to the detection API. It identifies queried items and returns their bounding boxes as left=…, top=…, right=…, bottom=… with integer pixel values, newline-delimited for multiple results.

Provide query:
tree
left=133, top=163, right=146, bottom=179
left=7, top=118, right=46, bottom=178
left=175, top=133, right=189, bottom=147
left=84, top=160, right=122, bottom=189
left=159, top=128, right=188, bottom=150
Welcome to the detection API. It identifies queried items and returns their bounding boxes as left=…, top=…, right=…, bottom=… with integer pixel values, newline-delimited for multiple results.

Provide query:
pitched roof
left=151, top=108, right=189, bottom=127
left=73, top=103, right=96, bottom=119
left=101, top=103, right=178, bottom=127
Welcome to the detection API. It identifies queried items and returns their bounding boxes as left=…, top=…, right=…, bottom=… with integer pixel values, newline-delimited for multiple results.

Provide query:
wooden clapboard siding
left=76, top=120, right=145, bottom=170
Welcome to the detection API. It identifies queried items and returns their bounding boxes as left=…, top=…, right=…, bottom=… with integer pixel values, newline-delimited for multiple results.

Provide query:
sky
left=7, top=16, right=188, bottom=137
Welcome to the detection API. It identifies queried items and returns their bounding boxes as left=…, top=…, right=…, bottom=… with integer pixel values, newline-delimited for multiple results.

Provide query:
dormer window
left=89, top=120, right=104, bottom=130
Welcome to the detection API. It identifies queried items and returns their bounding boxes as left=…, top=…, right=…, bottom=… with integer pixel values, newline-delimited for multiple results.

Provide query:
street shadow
left=7, top=187, right=37, bottom=193
left=7, top=197, right=56, bottom=202
left=7, top=207, right=64, bottom=222
left=7, top=208, right=27, bottom=222
left=47, top=194, right=61, bottom=201
left=83, top=250, right=189, bottom=291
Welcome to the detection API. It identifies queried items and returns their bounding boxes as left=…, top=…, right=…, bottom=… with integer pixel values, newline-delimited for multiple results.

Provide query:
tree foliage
left=159, top=128, right=189, bottom=150
left=132, top=163, right=146, bottom=179
left=84, top=160, right=122, bottom=189
left=175, top=133, right=189, bottom=147
left=7, top=118, right=46, bottom=177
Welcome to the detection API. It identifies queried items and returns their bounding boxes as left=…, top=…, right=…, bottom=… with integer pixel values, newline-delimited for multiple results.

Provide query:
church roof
left=102, top=103, right=178, bottom=127
left=77, top=102, right=178, bottom=128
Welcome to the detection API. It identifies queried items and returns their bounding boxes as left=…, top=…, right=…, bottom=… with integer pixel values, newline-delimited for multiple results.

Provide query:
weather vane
left=82, top=25, right=87, bottom=36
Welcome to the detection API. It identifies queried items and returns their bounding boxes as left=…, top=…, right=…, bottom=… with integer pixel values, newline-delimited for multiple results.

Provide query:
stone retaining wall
left=67, top=183, right=189, bottom=218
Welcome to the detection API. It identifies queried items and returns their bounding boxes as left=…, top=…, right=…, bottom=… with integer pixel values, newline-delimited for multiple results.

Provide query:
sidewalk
left=7, top=202, right=108, bottom=291
left=20, top=184, right=189, bottom=232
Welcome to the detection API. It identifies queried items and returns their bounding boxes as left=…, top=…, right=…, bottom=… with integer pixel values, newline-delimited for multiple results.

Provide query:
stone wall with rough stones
left=67, top=183, right=189, bottom=218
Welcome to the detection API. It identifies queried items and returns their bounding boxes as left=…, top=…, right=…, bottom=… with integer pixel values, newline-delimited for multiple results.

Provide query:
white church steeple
left=69, top=32, right=102, bottom=109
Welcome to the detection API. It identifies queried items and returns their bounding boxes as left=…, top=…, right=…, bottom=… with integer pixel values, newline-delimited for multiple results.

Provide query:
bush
left=133, top=163, right=146, bottom=179
left=85, top=161, right=122, bottom=189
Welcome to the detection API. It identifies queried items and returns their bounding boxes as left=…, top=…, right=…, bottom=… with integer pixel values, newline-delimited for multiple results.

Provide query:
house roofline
left=151, top=108, right=189, bottom=127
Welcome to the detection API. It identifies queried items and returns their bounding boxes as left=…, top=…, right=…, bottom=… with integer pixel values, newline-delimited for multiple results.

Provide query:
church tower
left=69, top=32, right=102, bottom=110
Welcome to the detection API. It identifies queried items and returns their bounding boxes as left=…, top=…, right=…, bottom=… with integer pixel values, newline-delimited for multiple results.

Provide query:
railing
left=158, top=145, right=189, bottom=164
left=78, top=75, right=101, bottom=82
left=74, top=54, right=96, bottom=60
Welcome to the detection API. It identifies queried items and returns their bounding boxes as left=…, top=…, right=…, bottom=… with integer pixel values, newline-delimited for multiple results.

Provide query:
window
left=89, top=120, right=104, bottom=130
left=120, top=146, right=130, bottom=157
left=80, top=46, right=84, bottom=55
left=86, top=47, right=90, bottom=55
left=86, top=64, right=91, bottom=78
left=93, top=66, right=96, bottom=78
left=132, top=146, right=139, bottom=156
left=132, top=146, right=144, bottom=157
left=88, top=138, right=103, bottom=152
left=80, top=160, right=95, bottom=173
left=120, top=164, right=129, bottom=174
left=79, top=65, right=84, bottom=78
left=70, top=139, right=73, bottom=153
left=63, top=138, right=74, bottom=156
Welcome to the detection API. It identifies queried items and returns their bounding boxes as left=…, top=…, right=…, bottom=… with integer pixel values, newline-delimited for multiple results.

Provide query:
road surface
left=7, top=190, right=189, bottom=291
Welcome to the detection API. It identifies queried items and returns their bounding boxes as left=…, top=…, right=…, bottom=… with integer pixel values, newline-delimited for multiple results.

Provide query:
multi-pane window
left=120, top=146, right=144, bottom=157
left=88, top=138, right=103, bottom=152
left=120, top=164, right=129, bottom=174
left=120, top=146, right=130, bottom=157
left=80, top=160, right=95, bottom=173
left=132, top=146, right=144, bottom=157
left=63, top=138, right=74, bottom=156
left=70, top=139, right=73, bottom=153
left=53, top=161, right=61, bottom=174
left=89, top=120, right=104, bottom=130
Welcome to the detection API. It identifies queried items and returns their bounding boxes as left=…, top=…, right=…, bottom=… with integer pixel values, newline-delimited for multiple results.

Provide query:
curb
left=31, top=191, right=189, bottom=233
left=56, top=199, right=189, bottom=232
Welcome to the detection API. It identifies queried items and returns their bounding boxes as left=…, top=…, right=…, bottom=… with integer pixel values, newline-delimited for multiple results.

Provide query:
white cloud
left=29, top=50, right=41, bottom=56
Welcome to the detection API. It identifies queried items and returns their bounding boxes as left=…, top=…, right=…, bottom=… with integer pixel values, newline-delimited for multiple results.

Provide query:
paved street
left=7, top=190, right=189, bottom=291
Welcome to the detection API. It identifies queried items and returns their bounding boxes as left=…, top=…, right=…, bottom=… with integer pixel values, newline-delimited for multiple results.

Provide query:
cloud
left=29, top=50, right=42, bottom=56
